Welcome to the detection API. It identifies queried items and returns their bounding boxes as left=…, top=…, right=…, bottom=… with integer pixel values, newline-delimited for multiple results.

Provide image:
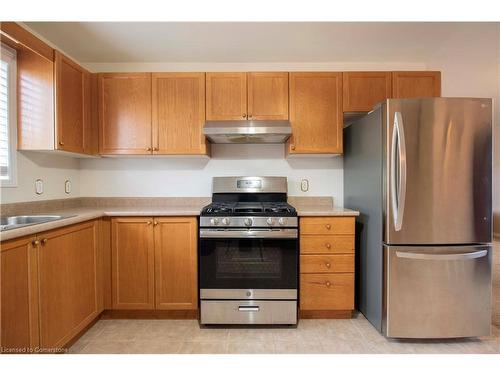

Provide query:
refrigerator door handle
left=391, top=112, right=407, bottom=231
left=395, top=249, right=488, bottom=261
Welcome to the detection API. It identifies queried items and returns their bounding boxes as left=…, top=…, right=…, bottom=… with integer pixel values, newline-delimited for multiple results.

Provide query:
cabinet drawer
left=300, top=217, right=354, bottom=235
left=300, top=273, right=354, bottom=310
left=300, top=235, right=354, bottom=254
left=300, top=254, right=354, bottom=273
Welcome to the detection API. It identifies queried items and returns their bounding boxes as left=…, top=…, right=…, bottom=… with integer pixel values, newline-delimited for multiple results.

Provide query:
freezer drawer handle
left=238, top=306, right=260, bottom=312
left=395, top=249, right=488, bottom=261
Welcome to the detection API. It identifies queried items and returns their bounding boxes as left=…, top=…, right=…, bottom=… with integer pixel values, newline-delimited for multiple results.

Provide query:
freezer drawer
left=384, top=244, right=492, bottom=338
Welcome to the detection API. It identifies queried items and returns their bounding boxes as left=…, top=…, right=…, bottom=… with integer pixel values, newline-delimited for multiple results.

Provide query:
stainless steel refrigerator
left=344, top=97, right=492, bottom=338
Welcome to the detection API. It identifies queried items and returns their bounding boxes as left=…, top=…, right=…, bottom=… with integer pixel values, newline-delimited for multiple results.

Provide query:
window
left=0, top=44, right=17, bottom=186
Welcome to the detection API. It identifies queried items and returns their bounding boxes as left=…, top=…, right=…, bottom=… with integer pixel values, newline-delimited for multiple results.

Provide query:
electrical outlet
left=300, top=179, right=309, bottom=192
left=35, top=179, right=44, bottom=195
left=65, top=180, right=71, bottom=194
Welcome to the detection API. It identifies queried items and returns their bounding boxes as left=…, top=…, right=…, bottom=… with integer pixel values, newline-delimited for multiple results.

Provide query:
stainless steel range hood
left=203, top=120, right=292, bottom=144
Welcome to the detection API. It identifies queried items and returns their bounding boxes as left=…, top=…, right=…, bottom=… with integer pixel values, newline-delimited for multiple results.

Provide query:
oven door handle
left=199, top=228, right=298, bottom=239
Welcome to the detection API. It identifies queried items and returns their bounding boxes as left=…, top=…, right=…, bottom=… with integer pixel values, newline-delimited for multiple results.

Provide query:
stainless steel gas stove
left=199, top=176, right=298, bottom=325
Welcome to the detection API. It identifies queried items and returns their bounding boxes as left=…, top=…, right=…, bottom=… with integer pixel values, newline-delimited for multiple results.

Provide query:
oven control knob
left=278, top=217, right=287, bottom=226
left=210, top=218, right=219, bottom=225
left=222, top=217, right=230, bottom=225
left=266, top=217, right=275, bottom=226
left=244, top=218, right=253, bottom=227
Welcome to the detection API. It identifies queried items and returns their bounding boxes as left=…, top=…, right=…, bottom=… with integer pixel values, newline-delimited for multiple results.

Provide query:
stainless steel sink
left=0, top=215, right=72, bottom=231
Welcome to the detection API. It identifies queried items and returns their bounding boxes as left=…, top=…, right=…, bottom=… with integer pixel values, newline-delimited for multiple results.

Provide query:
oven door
left=199, top=228, right=298, bottom=295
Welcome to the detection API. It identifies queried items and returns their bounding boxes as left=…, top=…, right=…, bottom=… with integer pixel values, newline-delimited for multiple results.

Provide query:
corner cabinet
left=288, top=72, right=343, bottom=154
left=0, top=221, right=100, bottom=352
left=111, top=217, right=198, bottom=311
left=206, top=72, right=289, bottom=121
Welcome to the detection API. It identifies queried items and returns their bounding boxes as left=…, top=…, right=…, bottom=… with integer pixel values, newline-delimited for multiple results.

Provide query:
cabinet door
left=0, top=236, right=39, bottom=351
left=247, top=72, right=289, bottom=120
left=98, top=73, right=152, bottom=155
left=55, top=51, right=86, bottom=153
left=152, top=73, right=208, bottom=155
left=38, top=221, right=99, bottom=349
left=112, top=217, right=155, bottom=309
left=288, top=72, right=343, bottom=154
left=206, top=72, right=247, bottom=120
left=392, top=71, right=441, bottom=98
left=155, top=217, right=197, bottom=310
left=343, top=72, right=392, bottom=112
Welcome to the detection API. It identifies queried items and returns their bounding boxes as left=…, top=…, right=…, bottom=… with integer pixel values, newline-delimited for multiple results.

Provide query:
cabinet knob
left=325, top=243, right=331, bottom=249
left=291, top=145, right=296, bottom=150
left=59, top=141, right=64, bottom=146
left=242, top=114, right=247, bottom=118
left=325, top=263, right=331, bottom=268
left=41, top=238, right=48, bottom=245
left=153, top=147, right=158, bottom=152
left=147, top=147, right=152, bottom=151
left=325, top=224, right=331, bottom=230
left=325, top=281, right=331, bottom=287
left=32, top=240, right=40, bottom=247
left=147, top=221, right=152, bottom=225
left=248, top=114, right=253, bottom=119
left=153, top=221, right=158, bottom=226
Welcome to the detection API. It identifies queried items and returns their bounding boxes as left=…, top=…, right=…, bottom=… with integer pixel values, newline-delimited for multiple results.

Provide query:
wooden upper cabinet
left=1, top=236, right=39, bottom=351
left=392, top=71, right=441, bottom=98
left=152, top=73, right=208, bottom=155
left=288, top=72, right=343, bottom=154
left=54, top=51, right=87, bottom=153
left=111, top=217, right=155, bottom=310
left=98, top=73, right=152, bottom=155
left=247, top=72, right=289, bottom=120
left=155, top=217, right=198, bottom=310
left=37, top=221, right=99, bottom=349
left=206, top=72, right=247, bottom=120
left=342, top=72, right=392, bottom=112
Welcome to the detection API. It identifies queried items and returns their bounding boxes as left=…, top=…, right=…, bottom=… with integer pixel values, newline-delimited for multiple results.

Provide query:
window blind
left=0, top=59, right=9, bottom=180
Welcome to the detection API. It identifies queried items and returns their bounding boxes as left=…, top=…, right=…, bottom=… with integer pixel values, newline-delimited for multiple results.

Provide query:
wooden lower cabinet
left=155, top=217, right=197, bottom=310
left=299, top=216, right=356, bottom=318
left=0, top=236, right=39, bottom=351
left=37, top=221, right=99, bottom=349
left=0, top=221, right=100, bottom=352
left=111, top=217, right=155, bottom=309
left=111, top=216, right=198, bottom=312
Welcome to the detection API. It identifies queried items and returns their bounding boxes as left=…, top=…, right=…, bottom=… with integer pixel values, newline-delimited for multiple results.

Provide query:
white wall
left=0, top=151, right=80, bottom=204
left=79, top=144, right=343, bottom=200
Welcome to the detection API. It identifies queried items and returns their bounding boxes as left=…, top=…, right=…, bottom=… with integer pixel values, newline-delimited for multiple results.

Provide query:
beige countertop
left=0, top=198, right=360, bottom=242
left=0, top=204, right=207, bottom=242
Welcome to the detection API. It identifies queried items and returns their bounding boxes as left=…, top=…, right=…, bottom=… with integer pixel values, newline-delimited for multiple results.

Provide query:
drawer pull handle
left=325, top=224, right=331, bottom=230
left=325, top=263, right=331, bottom=268
left=325, top=281, right=331, bottom=287
left=238, top=306, right=259, bottom=312
left=325, top=243, right=331, bottom=249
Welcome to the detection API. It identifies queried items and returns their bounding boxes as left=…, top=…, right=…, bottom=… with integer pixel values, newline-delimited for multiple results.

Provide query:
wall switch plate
left=64, top=180, right=71, bottom=194
left=300, top=179, right=309, bottom=192
left=35, top=179, right=43, bottom=195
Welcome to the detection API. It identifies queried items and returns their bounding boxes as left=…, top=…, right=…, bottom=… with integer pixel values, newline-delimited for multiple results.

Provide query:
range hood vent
left=203, top=120, right=292, bottom=144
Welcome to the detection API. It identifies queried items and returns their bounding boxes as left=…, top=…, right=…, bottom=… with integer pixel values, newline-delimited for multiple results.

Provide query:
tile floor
left=68, top=313, right=500, bottom=354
